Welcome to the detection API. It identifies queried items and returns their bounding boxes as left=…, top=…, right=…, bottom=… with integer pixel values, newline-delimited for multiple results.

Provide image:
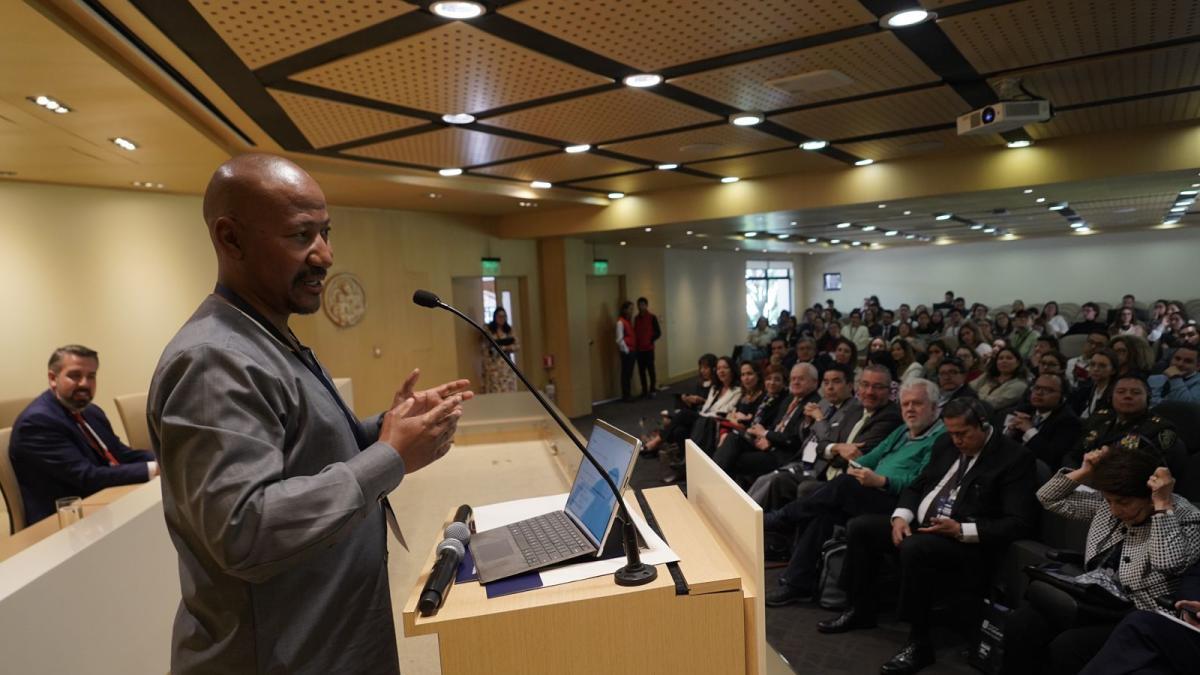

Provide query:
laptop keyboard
left=508, top=510, right=593, bottom=566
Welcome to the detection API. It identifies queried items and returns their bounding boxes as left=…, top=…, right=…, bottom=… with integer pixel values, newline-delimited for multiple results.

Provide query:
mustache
left=294, top=268, right=327, bottom=282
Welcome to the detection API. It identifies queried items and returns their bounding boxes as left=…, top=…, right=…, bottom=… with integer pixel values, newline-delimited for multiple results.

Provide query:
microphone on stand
left=418, top=538, right=466, bottom=617
left=412, top=289, right=657, bottom=587
left=445, top=504, right=474, bottom=544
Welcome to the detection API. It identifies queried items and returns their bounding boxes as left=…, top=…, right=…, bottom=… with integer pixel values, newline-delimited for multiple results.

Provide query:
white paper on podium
left=473, top=492, right=679, bottom=589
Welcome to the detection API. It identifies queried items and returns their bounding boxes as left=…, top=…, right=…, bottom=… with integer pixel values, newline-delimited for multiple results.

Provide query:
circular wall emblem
left=322, top=273, right=366, bottom=328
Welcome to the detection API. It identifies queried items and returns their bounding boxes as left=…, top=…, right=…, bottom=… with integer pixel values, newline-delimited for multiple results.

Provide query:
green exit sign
left=481, top=257, right=501, bottom=275
left=593, top=259, right=609, bottom=275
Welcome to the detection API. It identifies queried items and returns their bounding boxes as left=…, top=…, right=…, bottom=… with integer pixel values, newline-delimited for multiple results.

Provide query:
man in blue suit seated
left=10, top=345, right=157, bottom=524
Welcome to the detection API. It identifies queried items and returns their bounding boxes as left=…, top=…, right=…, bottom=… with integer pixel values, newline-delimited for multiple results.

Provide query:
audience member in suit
left=873, top=310, right=899, bottom=341
left=713, top=363, right=817, bottom=482
left=1003, top=373, right=1083, bottom=468
left=1148, top=343, right=1200, bottom=405
left=1065, top=331, right=1109, bottom=388
left=1064, top=374, right=1189, bottom=477
left=934, top=357, right=978, bottom=414
left=1002, top=440, right=1200, bottom=675
left=819, top=398, right=1039, bottom=675
left=9, top=345, right=157, bottom=524
left=1066, top=302, right=1109, bottom=336
left=781, top=337, right=823, bottom=381
left=640, top=353, right=715, bottom=455
left=1070, top=347, right=1117, bottom=419
left=1078, top=558, right=1200, bottom=675
left=765, top=379, right=944, bottom=606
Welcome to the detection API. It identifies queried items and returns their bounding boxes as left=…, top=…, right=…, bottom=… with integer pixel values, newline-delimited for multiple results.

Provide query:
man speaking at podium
left=148, top=154, right=471, bottom=674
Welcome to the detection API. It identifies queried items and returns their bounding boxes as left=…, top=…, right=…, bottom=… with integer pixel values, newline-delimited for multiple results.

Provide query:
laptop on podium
left=469, top=420, right=640, bottom=584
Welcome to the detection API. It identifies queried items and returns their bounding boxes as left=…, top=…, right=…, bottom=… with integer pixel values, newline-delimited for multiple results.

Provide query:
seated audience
left=743, top=316, right=776, bottom=361
left=1070, top=347, right=1117, bottom=419
left=874, top=310, right=899, bottom=341
left=943, top=309, right=963, bottom=338
left=1064, top=375, right=1188, bottom=476
left=934, top=357, right=978, bottom=412
left=1107, top=293, right=1149, bottom=323
left=1148, top=309, right=1184, bottom=347
left=845, top=309, right=871, bottom=353
left=1009, top=310, right=1039, bottom=359
left=992, top=311, right=1013, bottom=338
left=972, top=346, right=1030, bottom=411
left=933, top=290, right=955, bottom=312
left=1148, top=343, right=1200, bottom=405
left=923, top=339, right=948, bottom=375
left=913, top=311, right=937, bottom=336
left=827, top=336, right=859, bottom=377
left=1065, top=331, right=1109, bottom=387
left=728, top=360, right=766, bottom=421
left=685, top=355, right=741, bottom=456
left=819, top=398, right=1038, bottom=675
left=764, top=379, right=944, bottom=606
left=10, top=345, right=157, bottom=524
left=713, top=363, right=816, bottom=483
left=928, top=310, right=944, bottom=335
left=775, top=314, right=799, bottom=347
left=1067, top=302, right=1108, bottom=336
left=890, top=338, right=923, bottom=382
left=641, top=353, right=716, bottom=456
left=970, top=303, right=990, bottom=327
left=766, top=337, right=789, bottom=368
left=1040, top=301, right=1070, bottom=337
left=1110, top=306, right=1148, bottom=338
left=1004, top=372, right=1083, bottom=468
left=1110, top=334, right=1152, bottom=378
left=1001, top=442, right=1200, bottom=675
left=782, top=337, right=820, bottom=378
left=896, top=320, right=918, bottom=342
left=956, top=346, right=984, bottom=383
left=1036, top=351, right=1068, bottom=379
left=1152, top=320, right=1199, bottom=372
left=1028, top=335, right=1059, bottom=373
left=958, top=322, right=993, bottom=360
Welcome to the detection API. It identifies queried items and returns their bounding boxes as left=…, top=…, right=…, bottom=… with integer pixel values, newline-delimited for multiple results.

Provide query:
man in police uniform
left=1063, top=374, right=1187, bottom=477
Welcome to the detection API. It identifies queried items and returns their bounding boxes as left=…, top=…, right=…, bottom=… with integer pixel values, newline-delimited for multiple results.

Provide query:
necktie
left=924, top=455, right=971, bottom=526
left=71, top=411, right=119, bottom=466
left=774, top=398, right=801, bottom=432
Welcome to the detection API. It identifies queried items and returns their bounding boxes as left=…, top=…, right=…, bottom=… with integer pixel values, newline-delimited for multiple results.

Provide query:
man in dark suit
left=713, top=362, right=819, bottom=480
left=873, top=310, right=899, bottom=341
left=1004, top=372, right=1083, bottom=468
left=818, top=398, right=1039, bottom=675
left=9, top=345, right=156, bottom=524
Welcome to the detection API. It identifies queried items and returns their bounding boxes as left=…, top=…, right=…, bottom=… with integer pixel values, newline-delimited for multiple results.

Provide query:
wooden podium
left=401, top=442, right=765, bottom=675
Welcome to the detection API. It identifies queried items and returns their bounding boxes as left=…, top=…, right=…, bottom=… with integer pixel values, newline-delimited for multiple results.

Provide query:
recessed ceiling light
left=721, top=176, right=740, bottom=183
left=430, top=1, right=486, bottom=19
left=1007, top=139, right=1032, bottom=149
left=644, top=227, right=652, bottom=232
left=851, top=241, right=862, bottom=246
left=1035, top=197, right=1046, bottom=203
left=518, top=201, right=538, bottom=208
left=1075, top=227, right=1093, bottom=234
left=1070, top=221, right=1087, bottom=229
left=905, top=234, right=917, bottom=239
left=110, top=137, right=138, bottom=151
left=702, top=245, right=709, bottom=250
left=734, top=246, right=741, bottom=251
left=861, top=225, right=876, bottom=231
left=744, top=231, right=757, bottom=237
left=656, top=163, right=678, bottom=170
left=623, top=73, right=663, bottom=88
left=1048, top=202, right=1068, bottom=211
left=665, top=244, right=672, bottom=248
left=877, top=204, right=886, bottom=209
left=1170, top=206, right=1188, bottom=213
left=778, top=234, right=790, bottom=239
left=27, top=95, right=70, bottom=114
left=729, top=111, right=765, bottom=126
left=564, top=144, right=591, bottom=153
left=880, top=9, right=935, bottom=28
left=903, top=210, right=912, bottom=215
left=830, top=239, right=841, bottom=244
left=983, top=227, right=996, bottom=233
left=1181, top=190, right=1199, bottom=196
left=807, top=237, right=818, bottom=243
left=855, top=158, right=875, bottom=166
left=686, top=230, right=694, bottom=235
left=885, top=230, right=898, bottom=236
left=789, top=220, right=797, bottom=225
left=801, top=140, right=828, bottom=151
left=427, top=192, right=442, bottom=199
left=1176, top=199, right=1195, bottom=207
left=836, top=222, right=852, bottom=228
left=1192, top=184, right=1200, bottom=188
left=619, top=241, right=627, bottom=246
left=607, top=192, right=625, bottom=199
left=1023, top=188, right=1034, bottom=194
left=530, top=181, right=552, bottom=189
left=970, top=224, right=984, bottom=230
left=441, top=112, right=475, bottom=124
left=438, top=168, right=463, bottom=176
left=935, top=213, right=952, bottom=221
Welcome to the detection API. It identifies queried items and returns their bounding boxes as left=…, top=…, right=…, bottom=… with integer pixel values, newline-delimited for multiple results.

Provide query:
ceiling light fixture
left=1049, top=202, right=1068, bottom=211
left=735, top=247, right=740, bottom=251
left=778, top=234, right=790, bottom=239
left=438, top=168, right=463, bottom=176
left=110, top=137, right=138, bottom=151
left=729, top=111, right=765, bottom=126
left=1176, top=199, right=1195, bottom=207
left=905, top=234, right=917, bottom=239
left=427, top=192, right=442, bottom=199
left=1162, top=219, right=1181, bottom=226
left=619, top=241, right=627, bottom=246
left=623, top=73, right=663, bottom=88
left=807, top=237, right=818, bottom=243
left=442, top=113, right=475, bottom=124
left=861, top=225, right=876, bottom=231
left=656, top=163, right=678, bottom=170
left=430, top=1, right=486, bottom=19
left=903, top=210, right=912, bottom=215
left=851, top=241, right=862, bottom=246
left=1170, top=206, right=1188, bottom=213
left=855, top=158, right=875, bottom=166
left=644, top=227, right=653, bottom=232
left=686, top=230, right=694, bottom=235
left=880, top=8, right=935, bottom=28
left=665, top=244, right=672, bottom=248
left=564, top=144, right=591, bottom=154
left=1035, top=197, right=1046, bottom=203
left=885, top=230, right=898, bottom=236
left=801, top=140, right=828, bottom=151
left=970, top=224, right=984, bottom=230
left=1076, top=227, right=1093, bottom=234
left=1023, top=188, right=1034, bottom=194
left=1180, top=190, right=1199, bottom=196
left=1007, top=139, right=1032, bottom=149
left=836, top=222, right=852, bottom=229
left=28, top=95, right=70, bottom=114
left=608, top=192, right=625, bottom=199
left=518, top=201, right=537, bottom=208
left=702, top=245, right=709, bottom=250
left=530, top=180, right=552, bottom=189
left=983, top=227, right=996, bottom=233
left=935, top=213, right=952, bottom=221
left=744, top=231, right=758, bottom=237
left=830, top=239, right=841, bottom=244
left=1070, top=221, right=1087, bottom=229
left=877, top=204, right=886, bottom=209
left=721, top=176, right=740, bottom=183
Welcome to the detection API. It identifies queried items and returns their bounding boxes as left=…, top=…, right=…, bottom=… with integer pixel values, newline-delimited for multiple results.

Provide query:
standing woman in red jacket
left=617, top=301, right=637, bottom=402
left=634, top=297, right=663, bottom=399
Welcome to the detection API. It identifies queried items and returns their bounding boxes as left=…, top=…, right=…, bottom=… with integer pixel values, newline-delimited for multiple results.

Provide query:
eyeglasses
left=1031, top=385, right=1060, bottom=394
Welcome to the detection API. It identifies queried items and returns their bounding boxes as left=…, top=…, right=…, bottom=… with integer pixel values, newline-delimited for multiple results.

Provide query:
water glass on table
left=56, top=496, right=83, bottom=528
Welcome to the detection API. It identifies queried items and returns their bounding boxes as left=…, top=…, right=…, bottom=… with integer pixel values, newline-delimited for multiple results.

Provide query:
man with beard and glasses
left=147, top=154, right=471, bottom=674
left=9, top=344, right=158, bottom=524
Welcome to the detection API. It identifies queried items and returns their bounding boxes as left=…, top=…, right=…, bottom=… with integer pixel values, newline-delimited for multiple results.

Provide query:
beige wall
left=802, top=227, right=1200, bottom=311
left=3, top=181, right=541, bottom=440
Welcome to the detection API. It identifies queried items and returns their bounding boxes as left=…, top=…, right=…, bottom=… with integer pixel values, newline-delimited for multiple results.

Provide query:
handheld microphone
left=412, top=289, right=657, bottom=587
left=417, top=538, right=465, bottom=617
left=444, top=504, right=473, bottom=544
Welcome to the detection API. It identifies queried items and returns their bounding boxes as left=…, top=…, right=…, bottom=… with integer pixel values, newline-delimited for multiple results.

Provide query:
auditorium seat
left=1057, top=303, right=1081, bottom=323
left=1186, top=299, right=1200, bottom=320
left=1151, top=401, right=1200, bottom=456
left=114, top=392, right=151, bottom=451
left=0, top=396, right=33, bottom=430
left=0, top=427, right=25, bottom=535
left=1058, top=334, right=1087, bottom=359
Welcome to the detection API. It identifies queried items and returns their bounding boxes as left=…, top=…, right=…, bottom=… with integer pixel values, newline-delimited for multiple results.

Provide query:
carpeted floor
left=571, top=379, right=979, bottom=675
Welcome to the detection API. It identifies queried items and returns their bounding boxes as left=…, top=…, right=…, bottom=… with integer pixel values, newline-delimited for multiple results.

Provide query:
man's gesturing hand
left=381, top=393, right=466, bottom=473
left=392, top=368, right=474, bottom=417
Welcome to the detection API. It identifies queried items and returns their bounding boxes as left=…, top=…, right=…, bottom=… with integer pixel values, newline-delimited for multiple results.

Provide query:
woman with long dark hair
left=482, top=307, right=518, bottom=393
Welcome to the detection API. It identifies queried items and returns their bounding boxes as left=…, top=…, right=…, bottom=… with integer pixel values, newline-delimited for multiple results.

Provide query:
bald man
left=148, top=154, right=471, bottom=674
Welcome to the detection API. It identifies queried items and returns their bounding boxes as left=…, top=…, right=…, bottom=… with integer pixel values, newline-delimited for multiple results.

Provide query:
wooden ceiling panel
left=837, top=129, right=1003, bottom=161
left=293, top=22, right=611, bottom=114
left=269, top=90, right=427, bottom=148
left=941, top=0, right=1200, bottom=74
left=472, top=152, right=645, bottom=183
left=1027, top=91, right=1200, bottom=140
left=774, top=85, right=970, bottom=142
left=573, top=170, right=711, bottom=195
left=499, top=0, right=876, bottom=72
left=688, top=149, right=843, bottom=179
left=671, top=33, right=940, bottom=112
left=602, top=125, right=792, bottom=164
left=482, top=88, right=719, bottom=144
left=987, top=43, right=1200, bottom=108
left=189, top=0, right=416, bottom=69
left=919, top=0, right=978, bottom=8
left=345, top=128, right=554, bottom=169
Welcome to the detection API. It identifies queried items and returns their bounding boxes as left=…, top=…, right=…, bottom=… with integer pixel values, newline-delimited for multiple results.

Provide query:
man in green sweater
left=766, top=378, right=944, bottom=606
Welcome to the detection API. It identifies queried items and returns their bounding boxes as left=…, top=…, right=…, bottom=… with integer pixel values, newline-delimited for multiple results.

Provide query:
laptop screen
left=563, top=421, right=638, bottom=547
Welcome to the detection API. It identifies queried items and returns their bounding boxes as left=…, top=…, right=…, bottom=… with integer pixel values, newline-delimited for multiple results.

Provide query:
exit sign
left=593, top=259, right=609, bottom=275
left=481, top=257, right=501, bottom=275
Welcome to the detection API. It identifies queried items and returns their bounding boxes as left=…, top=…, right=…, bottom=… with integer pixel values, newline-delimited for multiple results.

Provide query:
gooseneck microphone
left=418, top=538, right=466, bottom=616
left=412, top=289, right=657, bottom=586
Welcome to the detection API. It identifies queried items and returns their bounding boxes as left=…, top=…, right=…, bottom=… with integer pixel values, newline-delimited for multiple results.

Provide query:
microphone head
left=413, top=289, right=441, bottom=308
left=444, top=521, right=471, bottom=545
left=437, top=537, right=465, bottom=559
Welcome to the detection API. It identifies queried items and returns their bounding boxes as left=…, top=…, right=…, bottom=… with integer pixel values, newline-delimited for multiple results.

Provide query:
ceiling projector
left=957, top=100, right=1052, bottom=136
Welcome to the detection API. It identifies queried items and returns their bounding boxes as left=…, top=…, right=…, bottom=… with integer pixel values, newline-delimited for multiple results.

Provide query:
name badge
left=801, top=438, right=820, bottom=464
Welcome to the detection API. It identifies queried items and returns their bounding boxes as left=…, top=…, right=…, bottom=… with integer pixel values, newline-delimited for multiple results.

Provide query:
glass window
left=745, top=260, right=793, bottom=328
